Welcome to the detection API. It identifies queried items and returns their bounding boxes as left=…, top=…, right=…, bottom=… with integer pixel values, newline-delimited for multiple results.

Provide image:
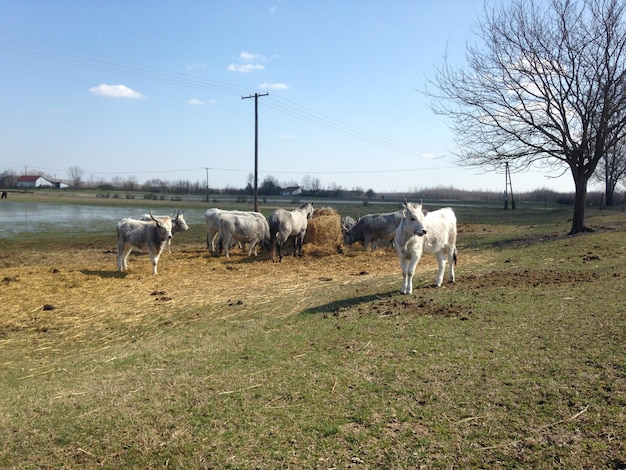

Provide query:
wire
left=1, top=35, right=436, bottom=158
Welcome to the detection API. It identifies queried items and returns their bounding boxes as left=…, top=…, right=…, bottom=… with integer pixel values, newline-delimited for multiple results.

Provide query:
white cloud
left=260, top=82, right=289, bottom=90
left=278, top=133, right=294, bottom=139
left=227, top=63, right=265, bottom=73
left=187, top=63, right=207, bottom=72
left=89, top=83, right=144, bottom=99
left=269, top=5, right=278, bottom=14
left=240, top=51, right=266, bottom=62
left=187, top=98, right=204, bottom=106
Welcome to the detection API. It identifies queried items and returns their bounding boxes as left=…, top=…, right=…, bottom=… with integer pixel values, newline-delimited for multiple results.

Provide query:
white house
left=17, top=175, right=55, bottom=188
left=280, top=186, right=303, bottom=196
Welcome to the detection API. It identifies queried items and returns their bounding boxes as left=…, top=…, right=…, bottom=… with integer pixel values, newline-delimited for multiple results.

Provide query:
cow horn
left=149, top=209, right=158, bottom=222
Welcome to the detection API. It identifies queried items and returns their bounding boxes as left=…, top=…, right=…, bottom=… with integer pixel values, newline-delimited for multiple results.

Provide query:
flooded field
left=0, top=200, right=208, bottom=237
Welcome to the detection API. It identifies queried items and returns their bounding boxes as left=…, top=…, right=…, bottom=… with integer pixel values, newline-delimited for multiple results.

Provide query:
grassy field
left=0, top=194, right=625, bottom=469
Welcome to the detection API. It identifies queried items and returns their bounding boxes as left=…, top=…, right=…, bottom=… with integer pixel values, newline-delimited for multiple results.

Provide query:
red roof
left=18, top=175, right=43, bottom=182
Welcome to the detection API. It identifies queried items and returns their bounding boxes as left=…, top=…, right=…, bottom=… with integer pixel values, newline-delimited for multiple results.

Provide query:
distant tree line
left=2, top=167, right=624, bottom=207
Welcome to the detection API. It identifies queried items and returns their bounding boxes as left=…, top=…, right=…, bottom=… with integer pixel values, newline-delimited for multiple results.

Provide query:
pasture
left=0, top=193, right=625, bottom=469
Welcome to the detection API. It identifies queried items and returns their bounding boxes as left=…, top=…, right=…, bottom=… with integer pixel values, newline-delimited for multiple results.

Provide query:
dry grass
left=1, top=236, right=470, bottom=353
left=3, top=204, right=478, bottom=356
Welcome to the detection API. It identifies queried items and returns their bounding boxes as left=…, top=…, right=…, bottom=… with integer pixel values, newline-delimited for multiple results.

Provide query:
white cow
left=116, top=213, right=173, bottom=275
left=204, top=208, right=265, bottom=254
left=394, top=201, right=457, bottom=294
left=140, top=210, right=189, bottom=253
left=218, top=212, right=270, bottom=258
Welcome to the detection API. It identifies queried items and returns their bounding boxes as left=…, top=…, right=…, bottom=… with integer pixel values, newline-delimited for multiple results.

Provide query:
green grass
left=1, top=200, right=625, bottom=468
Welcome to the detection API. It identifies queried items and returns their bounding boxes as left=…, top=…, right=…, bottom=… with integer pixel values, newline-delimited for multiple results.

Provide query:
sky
left=1, top=0, right=581, bottom=194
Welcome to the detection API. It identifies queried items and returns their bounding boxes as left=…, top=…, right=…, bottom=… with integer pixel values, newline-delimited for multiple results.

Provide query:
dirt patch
left=461, top=268, right=602, bottom=289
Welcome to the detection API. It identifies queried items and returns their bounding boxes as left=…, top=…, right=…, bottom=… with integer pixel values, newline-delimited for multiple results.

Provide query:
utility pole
left=204, top=167, right=210, bottom=203
left=242, top=92, right=269, bottom=212
left=504, top=162, right=516, bottom=209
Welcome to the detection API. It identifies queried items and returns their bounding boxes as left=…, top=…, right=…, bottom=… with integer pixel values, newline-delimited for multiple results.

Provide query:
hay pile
left=303, top=207, right=344, bottom=256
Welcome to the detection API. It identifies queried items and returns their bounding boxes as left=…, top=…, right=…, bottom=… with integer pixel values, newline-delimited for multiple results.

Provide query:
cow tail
left=269, top=230, right=277, bottom=261
left=453, top=246, right=458, bottom=266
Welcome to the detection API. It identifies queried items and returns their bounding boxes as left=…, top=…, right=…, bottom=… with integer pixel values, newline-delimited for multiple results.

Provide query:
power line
left=262, top=95, right=438, bottom=157
left=1, top=35, right=436, bottom=158
left=0, top=36, right=255, bottom=97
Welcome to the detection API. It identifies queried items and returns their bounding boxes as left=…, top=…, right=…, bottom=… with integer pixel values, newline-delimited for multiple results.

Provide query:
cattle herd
left=115, top=200, right=458, bottom=294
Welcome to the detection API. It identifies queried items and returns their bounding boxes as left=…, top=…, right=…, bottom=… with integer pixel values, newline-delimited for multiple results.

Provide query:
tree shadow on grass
left=80, top=269, right=128, bottom=279
left=302, top=290, right=397, bottom=315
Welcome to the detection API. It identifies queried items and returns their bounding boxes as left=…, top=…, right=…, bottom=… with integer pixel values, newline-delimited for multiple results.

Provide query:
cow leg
left=118, top=245, right=131, bottom=272
left=400, top=259, right=413, bottom=294
left=249, top=237, right=260, bottom=256
left=434, top=252, right=447, bottom=287
left=447, top=247, right=457, bottom=284
left=403, top=253, right=421, bottom=294
left=207, top=230, right=217, bottom=253
left=294, top=235, right=304, bottom=257
left=221, top=234, right=230, bottom=258
left=151, top=247, right=165, bottom=275
left=398, top=256, right=410, bottom=294
left=406, top=256, right=418, bottom=294
left=276, top=240, right=284, bottom=261
left=363, top=235, right=372, bottom=251
left=149, top=251, right=158, bottom=275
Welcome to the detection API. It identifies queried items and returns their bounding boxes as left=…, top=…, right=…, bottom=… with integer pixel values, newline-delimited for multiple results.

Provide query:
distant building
left=16, top=175, right=68, bottom=189
left=17, top=175, right=55, bottom=188
left=280, top=186, right=302, bottom=196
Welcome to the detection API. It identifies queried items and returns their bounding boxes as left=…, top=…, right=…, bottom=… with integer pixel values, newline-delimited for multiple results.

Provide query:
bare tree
left=429, top=0, right=626, bottom=234
left=596, top=140, right=626, bottom=205
left=67, top=165, right=84, bottom=190
left=0, top=169, right=18, bottom=188
left=301, top=174, right=321, bottom=192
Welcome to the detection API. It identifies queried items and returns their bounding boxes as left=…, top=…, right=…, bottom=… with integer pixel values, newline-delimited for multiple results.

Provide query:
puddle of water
left=0, top=201, right=205, bottom=238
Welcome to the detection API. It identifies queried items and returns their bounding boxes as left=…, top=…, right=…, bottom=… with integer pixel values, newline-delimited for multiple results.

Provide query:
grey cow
left=140, top=210, right=189, bottom=253
left=116, top=213, right=173, bottom=275
left=342, top=211, right=403, bottom=251
left=217, top=212, right=270, bottom=258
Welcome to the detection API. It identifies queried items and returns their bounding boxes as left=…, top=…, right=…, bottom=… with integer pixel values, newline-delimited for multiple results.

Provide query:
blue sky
left=1, top=1, right=578, bottom=193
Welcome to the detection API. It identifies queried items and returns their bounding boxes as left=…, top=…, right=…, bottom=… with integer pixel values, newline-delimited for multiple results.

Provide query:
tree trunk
left=604, top=164, right=615, bottom=206
left=606, top=187, right=615, bottom=206
left=570, top=170, right=592, bottom=235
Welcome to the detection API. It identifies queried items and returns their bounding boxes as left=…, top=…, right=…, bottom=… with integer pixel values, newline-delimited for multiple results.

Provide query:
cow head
left=172, top=210, right=190, bottom=232
left=402, top=202, right=427, bottom=237
left=150, top=210, right=173, bottom=240
left=301, top=202, right=314, bottom=219
left=343, top=230, right=355, bottom=246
